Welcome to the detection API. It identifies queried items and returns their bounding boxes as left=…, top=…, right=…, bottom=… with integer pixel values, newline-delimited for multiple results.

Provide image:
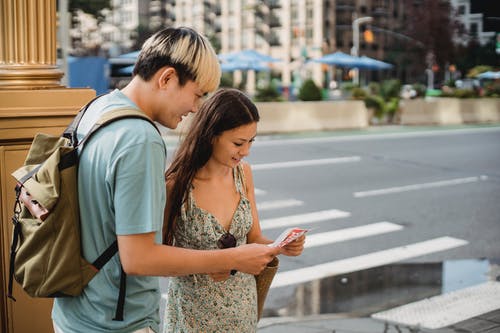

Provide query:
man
left=52, top=27, right=278, bottom=333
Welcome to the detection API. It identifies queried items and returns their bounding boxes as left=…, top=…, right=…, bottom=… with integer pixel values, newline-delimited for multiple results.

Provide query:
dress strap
left=234, top=163, right=247, bottom=198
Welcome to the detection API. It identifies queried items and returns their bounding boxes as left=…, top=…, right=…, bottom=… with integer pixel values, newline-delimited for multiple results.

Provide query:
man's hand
left=231, top=243, right=279, bottom=275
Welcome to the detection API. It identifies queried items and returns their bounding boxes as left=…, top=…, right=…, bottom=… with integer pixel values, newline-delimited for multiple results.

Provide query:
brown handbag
left=255, top=256, right=279, bottom=319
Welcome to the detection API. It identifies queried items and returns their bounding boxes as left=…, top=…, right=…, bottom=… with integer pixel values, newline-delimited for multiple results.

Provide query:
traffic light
left=363, top=29, right=374, bottom=43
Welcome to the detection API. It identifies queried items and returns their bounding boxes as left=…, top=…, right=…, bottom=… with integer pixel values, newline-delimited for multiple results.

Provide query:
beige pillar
left=0, top=1, right=95, bottom=332
left=0, top=0, right=64, bottom=89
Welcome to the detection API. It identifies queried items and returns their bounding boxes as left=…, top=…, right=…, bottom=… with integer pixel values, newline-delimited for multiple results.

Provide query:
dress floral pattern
left=164, top=164, right=257, bottom=333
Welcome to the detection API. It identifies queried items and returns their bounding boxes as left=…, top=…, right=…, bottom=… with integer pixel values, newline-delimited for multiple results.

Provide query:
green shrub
left=385, top=97, right=400, bottom=122
left=467, top=65, right=492, bottom=78
left=352, top=87, right=367, bottom=100
left=255, top=83, right=283, bottom=102
left=220, top=73, right=233, bottom=87
left=364, top=95, right=385, bottom=118
left=412, top=83, right=426, bottom=97
left=484, top=82, right=500, bottom=97
left=298, top=79, right=322, bottom=101
left=452, top=89, right=478, bottom=98
left=340, top=82, right=358, bottom=91
left=380, top=79, right=401, bottom=100
left=368, top=82, right=381, bottom=95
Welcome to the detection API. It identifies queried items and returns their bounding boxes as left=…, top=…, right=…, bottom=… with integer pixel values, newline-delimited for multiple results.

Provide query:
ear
left=157, top=67, right=177, bottom=89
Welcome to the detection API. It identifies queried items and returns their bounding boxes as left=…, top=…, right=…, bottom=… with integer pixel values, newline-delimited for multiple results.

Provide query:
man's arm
left=117, top=233, right=279, bottom=276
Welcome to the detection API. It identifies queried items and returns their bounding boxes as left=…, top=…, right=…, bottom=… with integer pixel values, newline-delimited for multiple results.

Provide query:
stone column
left=0, top=0, right=64, bottom=89
left=0, top=2, right=95, bottom=332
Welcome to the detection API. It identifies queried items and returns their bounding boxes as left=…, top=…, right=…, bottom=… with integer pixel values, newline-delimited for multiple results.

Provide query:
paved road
left=160, top=125, right=500, bottom=329
left=245, top=125, right=500, bottom=317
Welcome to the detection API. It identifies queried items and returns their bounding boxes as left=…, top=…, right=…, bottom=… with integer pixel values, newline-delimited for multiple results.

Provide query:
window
left=470, top=23, right=478, bottom=36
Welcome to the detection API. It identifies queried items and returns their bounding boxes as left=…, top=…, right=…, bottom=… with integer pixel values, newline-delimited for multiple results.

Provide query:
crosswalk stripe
left=304, top=222, right=403, bottom=248
left=372, top=281, right=500, bottom=329
left=254, top=188, right=267, bottom=196
left=260, top=209, right=351, bottom=230
left=271, top=236, right=468, bottom=288
left=257, top=199, right=304, bottom=211
left=252, top=156, right=361, bottom=170
left=354, top=176, right=488, bottom=198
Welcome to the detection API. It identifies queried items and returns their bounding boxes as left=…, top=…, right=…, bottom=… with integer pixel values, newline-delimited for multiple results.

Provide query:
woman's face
left=211, top=122, right=257, bottom=168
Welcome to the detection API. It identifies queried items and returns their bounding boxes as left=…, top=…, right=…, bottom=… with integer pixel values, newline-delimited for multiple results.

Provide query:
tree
left=455, top=37, right=500, bottom=75
left=402, top=0, right=463, bottom=82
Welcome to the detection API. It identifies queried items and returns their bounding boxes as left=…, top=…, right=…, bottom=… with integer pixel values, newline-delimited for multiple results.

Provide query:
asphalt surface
left=161, top=124, right=500, bottom=332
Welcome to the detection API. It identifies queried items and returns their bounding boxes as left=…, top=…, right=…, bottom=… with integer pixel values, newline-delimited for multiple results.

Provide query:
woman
left=163, top=88, right=305, bottom=332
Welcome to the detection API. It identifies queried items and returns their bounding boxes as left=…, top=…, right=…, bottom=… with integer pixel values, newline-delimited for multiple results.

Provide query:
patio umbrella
left=355, top=56, right=393, bottom=70
left=220, top=60, right=270, bottom=72
left=476, top=71, right=500, bottom=79
left=311, top=52, right=393, bottom=70
left=218, top=49, right=280, bottom=63
left=117, top=64, right=135, bottom=75
left=310, top=51, right=361, bottom=68
left=118, top=50, right=140, bottom=59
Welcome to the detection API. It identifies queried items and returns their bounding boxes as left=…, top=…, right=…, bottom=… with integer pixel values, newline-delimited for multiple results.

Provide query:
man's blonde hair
left=134, top=27, right=220, bottom=93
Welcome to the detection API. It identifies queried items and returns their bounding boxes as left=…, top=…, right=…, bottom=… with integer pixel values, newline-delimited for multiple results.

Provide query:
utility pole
left=351, top=15, right=372, bottom=85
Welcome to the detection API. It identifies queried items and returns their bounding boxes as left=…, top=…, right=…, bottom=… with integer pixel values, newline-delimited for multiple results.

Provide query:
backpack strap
left=63, top=94, right=105, bottom=146
left=78, top=108, right=160, bottom=321
left=77, top=107, right=161, bottom=149
left=90, top=240, right=126, bottom=321
left=64, top=103, right=159, bottom=321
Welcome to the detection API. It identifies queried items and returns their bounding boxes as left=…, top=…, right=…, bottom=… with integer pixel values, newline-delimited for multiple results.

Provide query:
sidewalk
left=258, top=309, right=500, bottom=333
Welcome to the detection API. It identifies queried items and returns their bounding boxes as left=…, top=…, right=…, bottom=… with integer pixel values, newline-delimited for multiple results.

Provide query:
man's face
left=154, top=73, right=205, bottom=129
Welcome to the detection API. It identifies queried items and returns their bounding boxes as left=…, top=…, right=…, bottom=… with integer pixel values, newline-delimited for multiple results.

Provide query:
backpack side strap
left=91, top=240, right=127, bottom=321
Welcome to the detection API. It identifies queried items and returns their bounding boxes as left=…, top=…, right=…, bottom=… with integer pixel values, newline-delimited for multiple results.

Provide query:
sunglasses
left=217, top=232, right=237, bottom=249
left=217, top=232, right=237, bottom=275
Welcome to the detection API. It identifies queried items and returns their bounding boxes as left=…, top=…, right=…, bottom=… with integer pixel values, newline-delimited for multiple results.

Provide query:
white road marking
left=260, top=209, right=351, bottom=230
left=304, top=222, right=403, bottom=248
left=257, top=199, right=304, bottom=211
left=252, top=157, right=361, bottom=170
left=354, top=175, right=489, bottom=198
left=271, top=236, right=468, bottom=288
left=254, top=127, right=500, bottom=147
left=372, top=281, right=500, bottom=329
left=254, top=188, right=267, bottom=196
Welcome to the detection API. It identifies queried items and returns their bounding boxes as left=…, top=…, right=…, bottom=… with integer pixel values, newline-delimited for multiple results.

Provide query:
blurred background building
left=62, top=0, right=499, bottom=92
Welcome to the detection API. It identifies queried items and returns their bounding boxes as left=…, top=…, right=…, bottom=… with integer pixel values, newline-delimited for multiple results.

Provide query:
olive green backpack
left=8, top=97, right=159, bottom=321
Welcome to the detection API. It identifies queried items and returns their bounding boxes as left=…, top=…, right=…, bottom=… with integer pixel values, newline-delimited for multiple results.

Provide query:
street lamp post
left=351, top=15, right=373, bottom=85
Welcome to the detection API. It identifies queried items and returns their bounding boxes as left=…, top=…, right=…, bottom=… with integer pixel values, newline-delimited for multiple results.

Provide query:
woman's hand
left=208, top=271, right=231, bottom=282
left=279, top=235, right=305, bottom=256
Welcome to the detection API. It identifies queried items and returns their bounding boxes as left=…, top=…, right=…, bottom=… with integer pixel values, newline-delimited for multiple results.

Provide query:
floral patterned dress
left=164, top=164, right=257, bottom=333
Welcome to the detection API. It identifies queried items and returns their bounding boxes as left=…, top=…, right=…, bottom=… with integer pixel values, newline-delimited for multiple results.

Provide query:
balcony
left=269, top=13, right=281, bottom=28
left=267, top=0, right=281, bottom=9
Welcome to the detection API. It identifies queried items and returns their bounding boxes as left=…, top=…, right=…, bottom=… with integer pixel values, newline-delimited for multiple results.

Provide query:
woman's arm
left=242, top=162, right=305, bottom=256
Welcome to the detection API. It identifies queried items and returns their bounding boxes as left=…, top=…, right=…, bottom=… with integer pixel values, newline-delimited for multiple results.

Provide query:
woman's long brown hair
left=163, top=88, right=260, bottom=245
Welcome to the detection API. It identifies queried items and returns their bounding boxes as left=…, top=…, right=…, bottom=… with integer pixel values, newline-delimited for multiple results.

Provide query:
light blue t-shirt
left=52, top=90, right=166, bottom=333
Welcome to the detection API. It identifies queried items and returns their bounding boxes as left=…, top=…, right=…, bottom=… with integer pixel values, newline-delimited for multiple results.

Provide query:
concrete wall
left=172, top=98, right=500, bottom=136
left=174, top=100, right=369, bottom=135
left=255, top=100, right=368, bottom=133
left=401, top=98, right=500, bottom=125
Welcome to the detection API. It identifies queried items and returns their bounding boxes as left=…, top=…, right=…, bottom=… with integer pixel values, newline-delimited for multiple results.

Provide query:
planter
left=400, top=98, right=500, bottom=125
left=173, top=100, right=369, bottom=135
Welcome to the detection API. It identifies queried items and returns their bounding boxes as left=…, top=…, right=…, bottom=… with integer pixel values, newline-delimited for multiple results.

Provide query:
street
left=160, top=125, right=500, bottom=324
left=245, top=125, right=500, bottom=317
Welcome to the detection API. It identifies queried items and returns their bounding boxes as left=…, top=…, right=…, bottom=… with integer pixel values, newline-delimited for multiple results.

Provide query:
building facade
left=450, top=0, right=497, bottom=46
